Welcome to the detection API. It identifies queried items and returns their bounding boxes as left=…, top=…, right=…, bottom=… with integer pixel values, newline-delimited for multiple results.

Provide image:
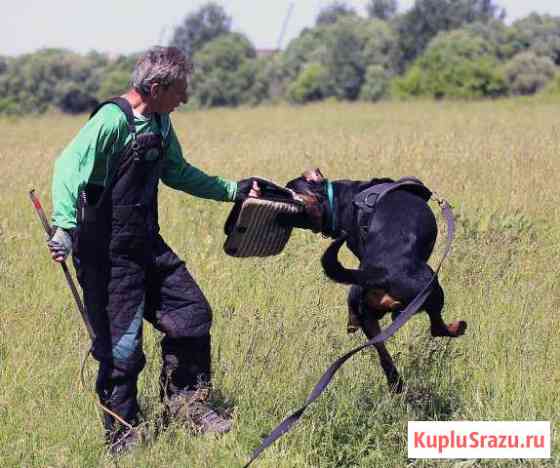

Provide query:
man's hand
left=236, top=178, right=261, bottom=201
left=48, top=227, right=73, bottom=263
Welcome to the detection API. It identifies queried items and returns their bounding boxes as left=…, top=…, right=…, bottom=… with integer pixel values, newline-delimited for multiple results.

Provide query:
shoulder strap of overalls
left=89, top=97, right=136, bottom=135
left=89, top=97, right=138, bottom=192
left=92, top=97, right=163, bottom=139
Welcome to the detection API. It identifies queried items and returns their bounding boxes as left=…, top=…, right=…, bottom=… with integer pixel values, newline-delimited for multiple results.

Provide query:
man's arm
left=51, top=105, right=128, bottom=229
left=160, top=124, right=238, bottom=201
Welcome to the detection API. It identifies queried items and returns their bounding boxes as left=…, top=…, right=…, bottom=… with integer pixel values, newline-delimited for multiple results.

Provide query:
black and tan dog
left=282, top=168, right=466, bottom=393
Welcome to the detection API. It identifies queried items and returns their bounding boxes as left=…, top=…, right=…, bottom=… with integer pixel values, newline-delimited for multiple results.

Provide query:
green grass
left=0, top=100, right=558, bottom=467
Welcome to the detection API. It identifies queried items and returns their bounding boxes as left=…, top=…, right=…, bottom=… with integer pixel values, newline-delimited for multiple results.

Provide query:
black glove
left=235, top=177, right=298, bottom=202
left=235, top=178, right=258, bottom=202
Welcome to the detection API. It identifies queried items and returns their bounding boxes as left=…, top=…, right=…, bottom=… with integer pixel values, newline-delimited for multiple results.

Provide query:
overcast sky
left=3, top=0, right=560, bottom=57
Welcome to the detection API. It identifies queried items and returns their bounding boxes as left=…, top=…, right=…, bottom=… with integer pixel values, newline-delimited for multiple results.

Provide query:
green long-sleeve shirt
left=52, top=103, right=237, bottom=229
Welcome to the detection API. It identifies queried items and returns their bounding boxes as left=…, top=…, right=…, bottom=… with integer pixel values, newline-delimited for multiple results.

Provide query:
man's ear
left=149, top=82, right=161, bottom=99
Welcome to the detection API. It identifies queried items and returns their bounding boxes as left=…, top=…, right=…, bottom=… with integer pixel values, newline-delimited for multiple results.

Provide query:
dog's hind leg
left=423, top=279, right=467, bottom=338
left=361, top=312, right=404, bottom=394
left=389, top=264, right=466, bottom=338
left=346, top=285, right=363, bottom=334
left=347, top=287, right=403, bottom=392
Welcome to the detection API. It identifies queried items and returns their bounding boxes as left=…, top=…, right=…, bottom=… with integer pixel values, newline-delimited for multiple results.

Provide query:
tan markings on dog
left=298, top=193, right=323, bottom=232
left=346, top=289, right=402, bottom=334
left=446, top=320, right=467, bottom=337
left=365, top=289, right=402, bottom=312
left=303, top=168, right=324, bottom=183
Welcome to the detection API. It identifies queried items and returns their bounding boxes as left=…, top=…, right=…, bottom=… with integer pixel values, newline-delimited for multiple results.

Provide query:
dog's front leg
left=361, top=314, right=404, bottom=394
left=424, top=282, right=467, bottom=338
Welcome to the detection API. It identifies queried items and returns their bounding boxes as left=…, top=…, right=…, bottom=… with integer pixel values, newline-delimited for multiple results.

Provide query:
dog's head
left=284, top=168, right=328, bottom=233
left=286, top=168, right=325, bottom=193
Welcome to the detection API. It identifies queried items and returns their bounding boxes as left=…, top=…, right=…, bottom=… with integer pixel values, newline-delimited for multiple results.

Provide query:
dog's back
left=322, top=186, right=438, bottom=302
left=365, top=189, right=437, bottom=264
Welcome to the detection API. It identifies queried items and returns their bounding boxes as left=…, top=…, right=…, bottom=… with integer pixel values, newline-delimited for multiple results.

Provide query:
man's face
left=152, top=78, right=189, bottom=113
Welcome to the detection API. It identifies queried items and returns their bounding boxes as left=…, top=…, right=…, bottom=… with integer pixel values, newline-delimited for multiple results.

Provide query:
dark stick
left=29, top=190, right=96, bottom=342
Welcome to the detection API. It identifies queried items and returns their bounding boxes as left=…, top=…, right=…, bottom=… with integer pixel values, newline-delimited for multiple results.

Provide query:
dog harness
left=353, top=176, right=433, bottom=253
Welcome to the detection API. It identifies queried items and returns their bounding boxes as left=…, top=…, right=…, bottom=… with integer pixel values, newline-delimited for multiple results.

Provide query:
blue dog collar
left=326, top=180, right=336, bottom=234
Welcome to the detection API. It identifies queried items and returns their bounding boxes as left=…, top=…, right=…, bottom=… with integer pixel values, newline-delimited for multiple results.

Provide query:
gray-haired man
left=49, top=46, right=259, bottom=453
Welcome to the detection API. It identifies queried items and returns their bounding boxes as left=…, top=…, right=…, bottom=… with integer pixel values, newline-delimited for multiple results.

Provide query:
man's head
left=131, top=46, right=194, bottom=113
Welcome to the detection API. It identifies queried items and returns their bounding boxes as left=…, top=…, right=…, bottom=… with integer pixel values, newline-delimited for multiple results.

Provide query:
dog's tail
left=321, top=234, right=367, bottom=286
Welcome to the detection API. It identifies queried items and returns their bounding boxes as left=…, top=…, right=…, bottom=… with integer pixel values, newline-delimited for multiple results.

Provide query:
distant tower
left=276, top=2, right=295, bottom=50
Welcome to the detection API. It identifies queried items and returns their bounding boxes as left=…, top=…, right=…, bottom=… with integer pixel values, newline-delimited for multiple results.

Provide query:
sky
left=3, top=0, right=560, bottom=57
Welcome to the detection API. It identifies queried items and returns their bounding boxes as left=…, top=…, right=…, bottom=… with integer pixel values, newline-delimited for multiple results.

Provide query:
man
left=48, top=46, right=259, bottom=453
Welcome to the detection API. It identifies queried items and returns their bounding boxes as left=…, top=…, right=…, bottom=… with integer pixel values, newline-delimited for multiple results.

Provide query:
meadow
left=0, top=100, right=558, bottom=467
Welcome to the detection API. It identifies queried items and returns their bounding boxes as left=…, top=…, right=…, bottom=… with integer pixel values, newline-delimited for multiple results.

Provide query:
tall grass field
left=0, top=100, right=558, bottom=467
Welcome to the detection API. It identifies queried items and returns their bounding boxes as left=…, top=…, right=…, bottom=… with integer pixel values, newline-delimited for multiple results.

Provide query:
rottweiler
left=282, top=168, right=467, bottom=393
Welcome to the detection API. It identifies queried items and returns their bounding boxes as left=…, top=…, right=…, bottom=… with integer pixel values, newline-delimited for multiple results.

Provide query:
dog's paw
left=431, top=320, right=467, bottom=338
left=447, top=320, right=467, bottom=337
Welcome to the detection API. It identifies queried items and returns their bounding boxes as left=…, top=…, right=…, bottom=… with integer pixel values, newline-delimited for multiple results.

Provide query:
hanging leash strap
left=243, top=196, right=455, bottom=467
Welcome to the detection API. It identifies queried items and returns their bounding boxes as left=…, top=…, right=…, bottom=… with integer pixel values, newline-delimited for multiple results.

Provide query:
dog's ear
left=303, top=168, right=324, bottom=183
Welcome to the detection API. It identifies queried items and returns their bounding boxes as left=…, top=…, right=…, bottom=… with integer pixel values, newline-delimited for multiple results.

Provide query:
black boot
left=97, top=366, right=146, bottom=455
left=160, top=335, right=232, bottom=434
left=105, top=421, right=147, bottom=456
left=165, top=389, right=232, bottom=434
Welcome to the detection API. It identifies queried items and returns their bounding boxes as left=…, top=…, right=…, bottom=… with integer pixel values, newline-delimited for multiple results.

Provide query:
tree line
left=1, top=0, right=560, bottom=115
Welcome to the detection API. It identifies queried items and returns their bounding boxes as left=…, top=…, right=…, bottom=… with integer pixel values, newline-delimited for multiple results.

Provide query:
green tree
left=359, top=65, right=390, bottom=101
left=463, top=20, right=523, bottom=61
left=323, top=19, right=366, bottom=99
left=512, top=14, right=560, bottom=65
left=391, top=64, right=425, bottom=97
left=367, top=0, right=398, bottom=20
left=393, top=29, right=507, bottom=99
left=281, top=17, right=400, bottom=102
left=0, top=56, right=7, bottom=75
left=170, top=3, right=231, bottom=57
left=316, top=2, right=357, bottom=26
left=96, top=54, right=139, bottom=100
left=361, top=18, right=402, bottom=72
left=0, top=48, right=104, bottom=115
left=249, top=54, right=285, bottom=103
left=191, top=33, right=257, bottom=107
left=281, top=27, right=329, bottom=83
left=287, top=63, right=329, bottom=103
left=395, top=0, right=505, bottom=67
left=503, top=51, right=556, bottom=95
left=97, top=70, right=130, bottom=100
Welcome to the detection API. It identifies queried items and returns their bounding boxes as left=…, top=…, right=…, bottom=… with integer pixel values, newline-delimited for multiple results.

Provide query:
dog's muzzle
left=224, top=197, right=304, bottom=257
